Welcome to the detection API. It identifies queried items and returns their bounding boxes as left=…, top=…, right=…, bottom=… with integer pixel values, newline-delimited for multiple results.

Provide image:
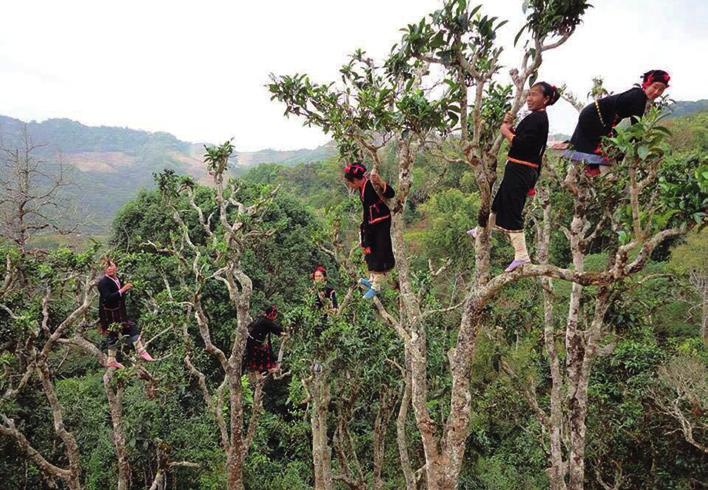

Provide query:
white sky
left=1, top=0, right=706, bottom=151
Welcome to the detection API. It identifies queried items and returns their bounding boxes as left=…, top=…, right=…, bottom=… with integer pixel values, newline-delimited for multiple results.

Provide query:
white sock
left=509, top=232, right=530, bottom=262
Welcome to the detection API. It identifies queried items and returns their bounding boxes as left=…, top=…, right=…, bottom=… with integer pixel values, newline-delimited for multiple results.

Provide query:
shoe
left=106, top=360, right=125, bottom=369
left=363, top=287, right=379, bottom=300
left=584, top=165, right=601, bottom=177
left=466, top=227, right=478, bottom=239
left=504, top=259, right=530, bottom=272
left=358, top=277, right=372, bottom=288
left=138, top=350, right=155, bottom=362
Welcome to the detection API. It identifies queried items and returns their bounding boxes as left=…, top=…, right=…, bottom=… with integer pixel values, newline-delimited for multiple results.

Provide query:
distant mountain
left=666, top=100, right=708, bottom=119
left=0, top=115, right=335, bottom=233
left=237, top=142, right=336, bottom=167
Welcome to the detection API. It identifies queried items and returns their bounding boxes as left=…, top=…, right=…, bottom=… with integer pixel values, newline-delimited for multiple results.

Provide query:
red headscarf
left=264, top=305, right=278, bottom=320
left=312, top=265, right=327, bottom=279
left=641, top=70, right=670, bottom=89
left=343, top=162, right=366, bottom=180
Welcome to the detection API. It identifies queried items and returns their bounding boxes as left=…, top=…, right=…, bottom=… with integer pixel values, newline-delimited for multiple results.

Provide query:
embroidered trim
left=594, top=99, right=607, bottom=128
left=368, top=215, right=391, bottom=224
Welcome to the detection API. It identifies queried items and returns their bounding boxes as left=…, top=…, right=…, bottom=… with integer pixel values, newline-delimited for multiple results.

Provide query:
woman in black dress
left=244, top=306, right=284, bottom=374
left=564, top=69, right=670, bottom=176
left=343, top=162, right=395, bottom=299
left=97, top=257, right=154, bottom=369
left=468, top=82, right=559, bottom=272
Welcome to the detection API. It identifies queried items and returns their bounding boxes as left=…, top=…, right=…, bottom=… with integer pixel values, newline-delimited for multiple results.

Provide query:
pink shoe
left=466, top=227, right=478, bottom=239
left=106, top=360, right=125, bottom=369
left=504, top=258, right=530, bottom=272
left=138, top=350, right=155, bottom=362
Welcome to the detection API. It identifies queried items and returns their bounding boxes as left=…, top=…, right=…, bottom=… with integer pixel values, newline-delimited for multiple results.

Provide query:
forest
left=1, top=1, right=706, bottom=489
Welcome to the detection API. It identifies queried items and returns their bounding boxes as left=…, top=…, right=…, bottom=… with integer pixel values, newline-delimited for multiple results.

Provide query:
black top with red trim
left=507, top=110, right=549, bottom=167
left=247, top=316, right=283, bottom=343
left=360, top=178, right=395, bottom=227
left=570, top=87, right=648, bottom=154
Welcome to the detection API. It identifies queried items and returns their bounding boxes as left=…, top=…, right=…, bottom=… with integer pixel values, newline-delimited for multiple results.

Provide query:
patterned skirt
left=244, top=339, right=276, bottom=372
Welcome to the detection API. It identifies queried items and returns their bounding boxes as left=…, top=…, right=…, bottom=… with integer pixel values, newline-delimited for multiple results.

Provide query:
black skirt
left=363, top=220, right=396, bottom=273
left=491, top=161, right=538, bottom=232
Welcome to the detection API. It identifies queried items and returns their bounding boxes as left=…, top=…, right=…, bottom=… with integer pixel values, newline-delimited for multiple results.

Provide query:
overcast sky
left=1, top=0, right=706, bottom=151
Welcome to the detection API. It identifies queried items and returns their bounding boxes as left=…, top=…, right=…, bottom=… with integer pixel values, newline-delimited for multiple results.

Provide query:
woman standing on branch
left=468, top=82, right=560, bottom=272
left=343, top=162, right=395, bottom=300
left=563, top=69, right=670, bottom=176
left=97, top=258, right=154, bottom=369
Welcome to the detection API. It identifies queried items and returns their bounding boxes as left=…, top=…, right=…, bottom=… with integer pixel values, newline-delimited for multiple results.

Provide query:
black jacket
left=247, top=316, right=283, bottom=344
left=570, top=87, right=648, bottom=154
left=98, top=275, right=128, bottom=328
left=507, top=110, right=549, bottom=167
left=360, top=178, right=395, bottom=226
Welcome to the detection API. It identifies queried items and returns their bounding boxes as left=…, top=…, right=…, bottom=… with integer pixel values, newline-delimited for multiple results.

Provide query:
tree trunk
left=35, top=362, right=81, bottom=490
left=536, top=190, right=568, bottom=490
left=310, top=373, right=333, bottom=490
left=395, top=360, right=416, bottom=490
left=372, top=388, right=395, bottom=490
left=226, top=367, right=246, bottom=490
left=103, top=369, right=131, bottom=490
left=564, top=190, right=588, bottom=490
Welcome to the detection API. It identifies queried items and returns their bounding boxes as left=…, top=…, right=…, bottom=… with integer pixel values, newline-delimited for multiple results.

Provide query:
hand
left=122, top=282, right=134, bottom=292
left=370, top=171, right=385, bottom=188
left=502, top=111, right=515, bottom=125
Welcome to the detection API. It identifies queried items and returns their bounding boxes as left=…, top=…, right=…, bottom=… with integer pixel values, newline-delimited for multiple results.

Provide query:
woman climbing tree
left=243, top=305, right=284, bottom=374
left=468, top=82, right=560, bottom=272
left=97, top=257, right=154, bottom=369
left=563, top=69, right=670, bottom=176
left=343, top=162, right=396, bottom=299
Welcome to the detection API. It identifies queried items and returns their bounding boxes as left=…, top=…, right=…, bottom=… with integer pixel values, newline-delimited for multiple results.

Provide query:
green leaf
left=637, top=145, right=650, bottom=160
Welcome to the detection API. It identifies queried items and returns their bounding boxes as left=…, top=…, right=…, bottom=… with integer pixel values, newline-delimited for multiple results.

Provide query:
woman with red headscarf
left=564, top=69, right=670, bottom=176
left=343, top=162, right=395, bottom=299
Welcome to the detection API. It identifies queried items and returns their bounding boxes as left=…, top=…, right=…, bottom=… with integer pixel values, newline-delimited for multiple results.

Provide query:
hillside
left=0, top=115, right=335, bottom=232
left=667, top=99, right=708, bottom=118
